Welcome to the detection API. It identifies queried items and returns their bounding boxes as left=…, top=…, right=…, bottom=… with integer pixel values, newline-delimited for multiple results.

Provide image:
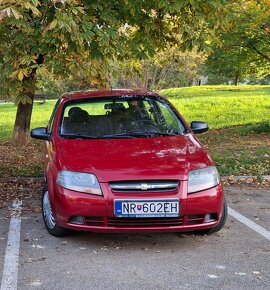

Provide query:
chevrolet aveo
left=31, top=90, right=227, bottom=236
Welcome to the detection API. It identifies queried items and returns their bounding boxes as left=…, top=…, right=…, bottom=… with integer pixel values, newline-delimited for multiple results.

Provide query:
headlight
left=56, top=171, right=102, bottom=196
left=188, top=166, right=220, bottom=194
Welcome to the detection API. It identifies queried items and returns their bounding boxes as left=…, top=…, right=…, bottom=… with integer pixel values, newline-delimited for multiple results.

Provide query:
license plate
left=114, top=199, right=179, bottom=218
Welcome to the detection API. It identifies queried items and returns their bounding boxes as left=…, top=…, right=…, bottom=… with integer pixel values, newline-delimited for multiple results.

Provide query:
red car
left=31, top=90, right=227, bottom=236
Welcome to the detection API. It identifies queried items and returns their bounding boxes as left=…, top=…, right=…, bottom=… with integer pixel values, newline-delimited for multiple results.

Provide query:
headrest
left=69, top=109, right=89, bottom=123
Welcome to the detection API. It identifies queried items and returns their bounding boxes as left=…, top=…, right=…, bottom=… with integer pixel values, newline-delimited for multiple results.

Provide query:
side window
left=47, top=99, right=61, bottom=133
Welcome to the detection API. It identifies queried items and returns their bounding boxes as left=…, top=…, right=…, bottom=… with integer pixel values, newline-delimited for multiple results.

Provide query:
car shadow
left=63, top=230, right=210, bottom=251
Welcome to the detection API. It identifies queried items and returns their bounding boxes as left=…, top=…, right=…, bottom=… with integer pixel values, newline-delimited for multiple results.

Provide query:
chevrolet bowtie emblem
left=139, top=183, right=151, bottom=190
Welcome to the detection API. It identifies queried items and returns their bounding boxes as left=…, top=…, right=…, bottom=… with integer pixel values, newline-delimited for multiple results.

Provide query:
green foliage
left=0, top=0, right=232, bottom=103
left=14, top=94, right=33, bottom=105
left=36, top=60, right=113, bottom=98
left=114, top=46, right=206, bottom=90
left=203, top=0, right=270, bottom=84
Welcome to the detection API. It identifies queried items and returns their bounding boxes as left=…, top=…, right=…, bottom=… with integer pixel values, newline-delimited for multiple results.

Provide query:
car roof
left=62, top=89, right=159, bottom=100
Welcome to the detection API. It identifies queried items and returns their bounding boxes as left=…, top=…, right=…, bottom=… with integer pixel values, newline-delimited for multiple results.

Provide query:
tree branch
left=248, top=45, right=270, bottom=62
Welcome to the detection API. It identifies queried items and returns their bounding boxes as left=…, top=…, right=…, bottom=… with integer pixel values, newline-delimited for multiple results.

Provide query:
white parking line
left=228, top=206, right=270, bottom=241
left=1, top=200, right=22, bottom=290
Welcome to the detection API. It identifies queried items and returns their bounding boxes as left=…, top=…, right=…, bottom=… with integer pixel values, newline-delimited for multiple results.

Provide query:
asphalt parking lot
left=0, top=185, right=269, bottom=290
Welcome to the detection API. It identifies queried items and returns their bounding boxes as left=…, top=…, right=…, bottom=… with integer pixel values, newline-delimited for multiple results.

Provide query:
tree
left=37, top=59, right=112, bottom=98
left=114, top=46, right=206, bottom=90
left=0, top=0, right=232, bottom=145
left=203, top=0, right=270, bottom=85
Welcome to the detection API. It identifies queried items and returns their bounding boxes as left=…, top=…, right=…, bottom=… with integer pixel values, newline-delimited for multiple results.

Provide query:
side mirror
left=190, top=121, right=209, bottom=134
left=30, top=127, right=51, bottom=141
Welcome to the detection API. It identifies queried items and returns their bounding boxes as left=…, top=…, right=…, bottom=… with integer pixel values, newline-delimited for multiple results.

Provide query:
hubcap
left=43, top=191, right=56, bottom=229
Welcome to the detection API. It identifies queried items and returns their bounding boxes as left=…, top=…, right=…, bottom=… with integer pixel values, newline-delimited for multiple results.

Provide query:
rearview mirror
left=190, top=121, right=209, bottom=134
left=104, top=103, right=125, bottom=110
left=30, top=127, right=51, bottom=141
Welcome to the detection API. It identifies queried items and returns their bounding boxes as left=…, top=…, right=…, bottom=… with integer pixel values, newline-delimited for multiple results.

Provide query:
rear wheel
left=198, top=199, right=228, bottom=235
left=42, top=188, right=68, bottom=237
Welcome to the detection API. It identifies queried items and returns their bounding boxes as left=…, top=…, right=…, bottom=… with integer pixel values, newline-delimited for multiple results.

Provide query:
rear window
left=59, top=96, right=186, bottom=138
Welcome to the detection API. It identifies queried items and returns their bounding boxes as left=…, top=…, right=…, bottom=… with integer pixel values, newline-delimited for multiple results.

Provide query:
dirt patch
left=201, top=127, right=270, bottom=150
left=200, top=127, right=270, bottom=176
left=222, top=176, right=270, bottom=189
left=0, top=178, right=45, bottom=207
left=0, top=140, right=44, bottom=178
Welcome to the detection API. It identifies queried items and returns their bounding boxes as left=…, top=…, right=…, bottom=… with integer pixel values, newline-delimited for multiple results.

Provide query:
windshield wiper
left=101, top=133, right=136, bottom=138
left=61, top=133, right=98, bottom=139
left=102, top=131, right=180, bottom=138
left=148, top=131, right=181, bottom=136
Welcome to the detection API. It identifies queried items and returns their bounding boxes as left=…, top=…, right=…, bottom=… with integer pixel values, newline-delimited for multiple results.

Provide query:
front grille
left=83, top=215, right=207, bottom=228
left=109, top=180, right=179, bottom=192
left=107, top=217, right=184, bottom=227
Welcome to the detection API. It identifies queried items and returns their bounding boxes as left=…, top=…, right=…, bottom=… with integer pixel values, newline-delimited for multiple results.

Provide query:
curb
left=222, top=175, right=270, bottom=181
left=0, top=177, right=44, bottom=182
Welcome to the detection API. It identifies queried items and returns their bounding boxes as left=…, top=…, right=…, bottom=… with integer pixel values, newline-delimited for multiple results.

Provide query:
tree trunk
left=12, top=92, right=35, bottom=146
left=12, top=54, right=44, bottom=146
left=234, top=68, right=240, bottom=86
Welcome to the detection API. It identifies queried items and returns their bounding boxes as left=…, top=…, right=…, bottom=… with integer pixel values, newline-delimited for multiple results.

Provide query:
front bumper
left=52, top=181, right=224, bottom=233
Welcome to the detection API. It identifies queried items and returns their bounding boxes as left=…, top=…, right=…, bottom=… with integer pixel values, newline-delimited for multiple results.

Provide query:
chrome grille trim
left=109, top=180, right=179, bottom=192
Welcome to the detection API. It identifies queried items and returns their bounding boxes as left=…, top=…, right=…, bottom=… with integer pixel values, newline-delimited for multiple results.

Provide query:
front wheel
left=42, top=188, right=68, bottom=237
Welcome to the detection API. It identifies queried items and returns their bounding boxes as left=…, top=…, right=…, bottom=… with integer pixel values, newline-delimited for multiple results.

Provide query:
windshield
left=59, top=96, right=186, bottom=139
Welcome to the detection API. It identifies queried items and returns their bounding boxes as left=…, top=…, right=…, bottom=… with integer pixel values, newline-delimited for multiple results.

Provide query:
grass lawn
left=0, top=85, right=269, bottom=177
left=161, top=85, right=270, bottom=129
left=0, top=100, right=57, bottom=140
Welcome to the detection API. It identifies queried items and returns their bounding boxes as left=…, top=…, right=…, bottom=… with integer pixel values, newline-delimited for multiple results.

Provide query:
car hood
left=56, top=134, right=213, bottom=182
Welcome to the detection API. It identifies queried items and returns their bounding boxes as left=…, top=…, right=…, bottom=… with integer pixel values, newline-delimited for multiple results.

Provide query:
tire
left=198, top=199, right=228, bottom=235
left=41, top=188, right=68, bottom=237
